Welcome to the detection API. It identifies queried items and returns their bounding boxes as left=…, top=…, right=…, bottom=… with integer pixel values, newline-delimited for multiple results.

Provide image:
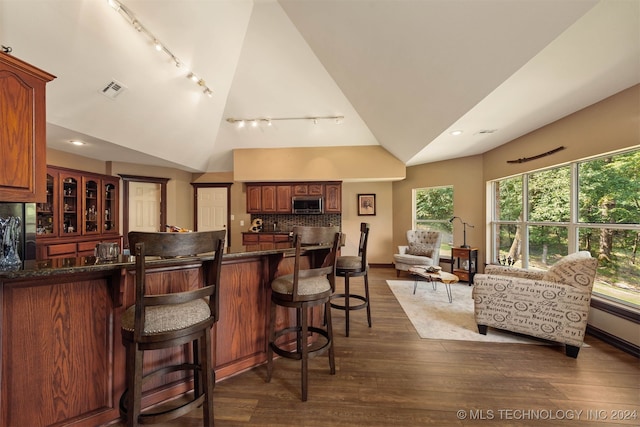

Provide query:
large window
left=413, top=186, right=453, bottom=257
left=490, top=148, right=640, bottom=310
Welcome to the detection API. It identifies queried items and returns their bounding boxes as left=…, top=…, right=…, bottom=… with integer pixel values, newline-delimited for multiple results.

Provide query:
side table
left=451, top=247, right=478, bottom=284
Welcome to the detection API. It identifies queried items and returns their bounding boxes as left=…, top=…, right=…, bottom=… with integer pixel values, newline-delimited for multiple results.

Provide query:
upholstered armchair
left=393, top=230, right=442, bottom=277
left=472, top=251, right=598, bottom=358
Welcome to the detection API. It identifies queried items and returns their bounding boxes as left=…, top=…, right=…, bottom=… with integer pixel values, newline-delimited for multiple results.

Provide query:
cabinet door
left=0, top=53, right=55, bottom=203
left=60, top=173, right=81, bottom=237
left=308, top=183, right=324, bottom=196
left=276, top=185, right=292, bottom=213
left=103, top=178, right=119, bottom=234
left=324, top=183, right=342, bottom=213
left=36, top=171, right=58, bottom=237
left=261, top=185, right=277, bottom=212
left=82, top=177, right=101, bottom=235
left=246, top=185, right=262, bottom=213
left=292, top=184, right=308, bottom=196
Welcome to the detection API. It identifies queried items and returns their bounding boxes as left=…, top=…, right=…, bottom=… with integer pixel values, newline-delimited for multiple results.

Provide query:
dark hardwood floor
left=111, top=267, right=640, bottom=426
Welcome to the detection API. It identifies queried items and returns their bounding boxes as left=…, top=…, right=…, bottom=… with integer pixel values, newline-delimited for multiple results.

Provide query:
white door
left=197, top=187, right=227, bottom=240
left=129, top=181, right=161, bottom=232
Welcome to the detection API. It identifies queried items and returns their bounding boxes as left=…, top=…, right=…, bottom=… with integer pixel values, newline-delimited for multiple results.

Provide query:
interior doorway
left=120, top=174, right=168, bottom=249
left=192, top=183, right=232, bottom=246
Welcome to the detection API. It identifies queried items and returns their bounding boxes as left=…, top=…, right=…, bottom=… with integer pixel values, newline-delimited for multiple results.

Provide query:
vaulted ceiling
left=1, top=0, right=638, bottom=174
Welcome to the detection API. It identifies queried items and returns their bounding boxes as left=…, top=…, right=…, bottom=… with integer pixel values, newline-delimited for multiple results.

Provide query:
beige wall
left=341, top=181, right=393, bottom=264
left=393, top=155, right=485, bottom=268
left=233, top=145, right=405, bottom=182
left=484, top=84, right=640, bottom=181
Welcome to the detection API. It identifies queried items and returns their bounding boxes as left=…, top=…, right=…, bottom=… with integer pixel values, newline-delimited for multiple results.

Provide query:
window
left=490, top=148, right=640, bottom=310
left=413, top=186, right=453, bottom=257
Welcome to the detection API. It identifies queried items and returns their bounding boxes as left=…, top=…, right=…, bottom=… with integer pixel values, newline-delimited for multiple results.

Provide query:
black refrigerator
left=0, top=202, right=36, bottom=270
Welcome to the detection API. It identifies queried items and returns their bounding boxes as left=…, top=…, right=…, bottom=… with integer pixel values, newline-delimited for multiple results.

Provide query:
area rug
left=387, top=280, right=551, bottom=344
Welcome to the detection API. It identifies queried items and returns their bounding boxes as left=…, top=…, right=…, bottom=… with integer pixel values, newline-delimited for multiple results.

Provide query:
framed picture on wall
left=358, top=194, right=376, bottom=216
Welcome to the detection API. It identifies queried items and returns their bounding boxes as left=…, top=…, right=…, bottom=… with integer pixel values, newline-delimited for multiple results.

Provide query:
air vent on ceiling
left=100, top=79, right=127, bottom=99
left=477, top=129, right=498, bottom=135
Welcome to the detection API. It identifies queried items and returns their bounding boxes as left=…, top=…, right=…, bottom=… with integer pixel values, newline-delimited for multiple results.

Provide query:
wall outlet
left=240, top=220, right=244, bottom=226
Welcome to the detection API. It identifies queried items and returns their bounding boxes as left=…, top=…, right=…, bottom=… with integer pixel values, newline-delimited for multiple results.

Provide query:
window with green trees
left=414, top=186, right=453, bottom=257
left=490, top=148, right=640, bottom=309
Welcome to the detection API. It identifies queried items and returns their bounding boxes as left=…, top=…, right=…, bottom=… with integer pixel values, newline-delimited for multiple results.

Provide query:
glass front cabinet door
left=60, top=172, right=81, bottom=236
left=36, top=171, right=58, bottom=236
left=83, top=177, right=100, bottom=234
left=103, top=179, right=119, bottom=234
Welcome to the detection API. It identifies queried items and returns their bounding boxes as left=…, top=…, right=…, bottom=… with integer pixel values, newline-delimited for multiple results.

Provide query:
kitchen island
left=0, top=245, right=328, bottom=427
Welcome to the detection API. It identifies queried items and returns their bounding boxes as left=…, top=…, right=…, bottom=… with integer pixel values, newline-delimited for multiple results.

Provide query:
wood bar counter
left=0, top=245, right=324, bottom=427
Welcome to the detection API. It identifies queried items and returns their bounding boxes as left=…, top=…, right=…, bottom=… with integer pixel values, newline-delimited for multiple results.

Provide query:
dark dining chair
left=331, top=222, right=371, bottom=336
left=266, top=226, right=341, bottom=401
left=120, top=230, right=225, bottom=427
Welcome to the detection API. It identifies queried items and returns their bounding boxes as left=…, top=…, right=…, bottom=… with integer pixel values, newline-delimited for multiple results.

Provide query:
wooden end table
left=408, top=267, right=459, bottom=303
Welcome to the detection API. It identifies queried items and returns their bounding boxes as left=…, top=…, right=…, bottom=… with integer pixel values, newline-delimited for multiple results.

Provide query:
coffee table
left=408, top=267, right=459, bottom=303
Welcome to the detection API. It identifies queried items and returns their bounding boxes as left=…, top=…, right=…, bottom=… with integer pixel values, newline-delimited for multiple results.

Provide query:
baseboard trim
left=587, top=325, right=640, bottom=358
left=370, top=263, right=394, bottom=268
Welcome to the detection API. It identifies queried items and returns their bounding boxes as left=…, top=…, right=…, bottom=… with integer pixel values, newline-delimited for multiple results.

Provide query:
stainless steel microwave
left=292, top=197, right=324, bottom=214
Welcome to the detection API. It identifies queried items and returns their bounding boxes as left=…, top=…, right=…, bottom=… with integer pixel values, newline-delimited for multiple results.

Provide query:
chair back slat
left=357, top=223, right=370, bottom=270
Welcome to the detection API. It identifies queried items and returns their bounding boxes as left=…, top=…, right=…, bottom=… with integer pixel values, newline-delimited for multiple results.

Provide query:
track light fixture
left=225, top=115, right=345, bottom=128
left=107, top=0, right=213, bottom=97
left=449, top=216, right=474, bottom=248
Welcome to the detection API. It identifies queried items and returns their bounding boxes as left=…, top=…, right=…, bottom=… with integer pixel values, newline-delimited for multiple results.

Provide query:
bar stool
left=331, top=223, right=371, bottom=337
left=266, top=226, right=340, bottom=401
left=120, top=230, right=225, bottom=427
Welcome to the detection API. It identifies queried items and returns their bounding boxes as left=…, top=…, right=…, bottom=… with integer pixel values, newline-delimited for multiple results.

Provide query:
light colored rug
left=387, top=280, right=552, bottom=344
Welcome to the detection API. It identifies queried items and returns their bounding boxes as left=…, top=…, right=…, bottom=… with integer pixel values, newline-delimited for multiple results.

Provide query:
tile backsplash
left=250, top=214, right=341, bottom=232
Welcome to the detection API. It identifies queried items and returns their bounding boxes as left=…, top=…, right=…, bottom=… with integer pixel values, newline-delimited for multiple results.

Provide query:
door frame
left=191, top=182, right=232, bottom=247
left=119, top=174, right=169, bottom=249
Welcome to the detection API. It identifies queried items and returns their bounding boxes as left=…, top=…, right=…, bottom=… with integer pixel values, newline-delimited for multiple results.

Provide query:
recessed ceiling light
left=70, top=140, right=85, bottom=146
left=450, top=130, right=463, bottom=136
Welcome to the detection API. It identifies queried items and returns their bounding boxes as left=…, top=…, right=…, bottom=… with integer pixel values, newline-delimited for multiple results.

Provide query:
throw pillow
left=543, top=257, right=598, bottom=289
left=407, top=243, right=434, bottom=258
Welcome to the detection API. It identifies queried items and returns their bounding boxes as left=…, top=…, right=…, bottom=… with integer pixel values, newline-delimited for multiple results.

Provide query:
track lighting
left=225, top=115, right=345, bottom=129
left=107, top=0, right=213, bottom=98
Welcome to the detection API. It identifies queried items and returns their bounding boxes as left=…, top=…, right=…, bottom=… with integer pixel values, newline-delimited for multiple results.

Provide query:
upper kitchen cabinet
left=293, top=183, right=324, bottom=196
left=0, top=52, right=55, bottom=203
left=246, top=182, right=341, bottom=214
left=324, top=183, right=342, bottom=213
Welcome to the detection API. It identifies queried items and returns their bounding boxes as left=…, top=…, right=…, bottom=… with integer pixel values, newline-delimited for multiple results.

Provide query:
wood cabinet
left=246, top=185, right=262, bottom=213
left=246, top=181, right=341, bottom=214
left=0, top=52, right=55, bottom=203
left=242, top=232, right=291, bottom=251
left=451, top=247, right=478, bottom=283
left=293, top=183, right=324, bottom=196
left=324, top=183, right=342, bottom=213
left=36, top=166, right=121, bottom=259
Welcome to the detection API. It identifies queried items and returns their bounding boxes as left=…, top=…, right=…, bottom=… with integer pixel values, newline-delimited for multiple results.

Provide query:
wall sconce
left=449, top=216, right=474, bottom=248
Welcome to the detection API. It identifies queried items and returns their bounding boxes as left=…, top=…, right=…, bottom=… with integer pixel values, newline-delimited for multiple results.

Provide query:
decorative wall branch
left=507, top=146, right=565, bottom=164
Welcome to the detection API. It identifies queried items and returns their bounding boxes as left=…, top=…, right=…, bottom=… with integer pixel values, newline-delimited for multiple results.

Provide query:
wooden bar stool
left=331, top=223, right=371, bottom=336
left=266, top=226, right=340, bottom=401
left=120, top=230, right=225, bottom=427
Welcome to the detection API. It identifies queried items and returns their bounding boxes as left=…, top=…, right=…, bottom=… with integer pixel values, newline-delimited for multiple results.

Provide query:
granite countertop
left=0, top=243, right=329, bottom=280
